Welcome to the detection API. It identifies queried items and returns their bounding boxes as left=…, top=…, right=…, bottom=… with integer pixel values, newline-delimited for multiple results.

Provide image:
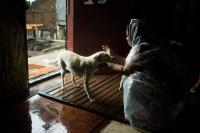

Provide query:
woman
left=103, top=19, right=187, bottom=131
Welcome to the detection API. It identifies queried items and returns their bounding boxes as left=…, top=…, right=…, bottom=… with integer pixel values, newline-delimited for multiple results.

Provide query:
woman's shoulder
left=138, top=42, right=155, bottom=53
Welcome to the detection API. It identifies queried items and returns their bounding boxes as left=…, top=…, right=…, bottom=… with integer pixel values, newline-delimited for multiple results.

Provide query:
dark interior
left=0, top=0, right=200, bottom=132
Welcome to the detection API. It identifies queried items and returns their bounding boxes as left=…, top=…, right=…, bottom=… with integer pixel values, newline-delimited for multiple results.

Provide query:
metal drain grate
left=38, top=74, right=128, bottom=123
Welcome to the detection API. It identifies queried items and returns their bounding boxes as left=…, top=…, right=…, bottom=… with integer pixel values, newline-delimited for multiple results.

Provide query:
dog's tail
left=42, top=57, right=58, bottom=66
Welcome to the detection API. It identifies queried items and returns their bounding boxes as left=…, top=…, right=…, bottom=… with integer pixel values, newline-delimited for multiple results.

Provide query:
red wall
left=67, top=0, right=130, bottom=57
left=67, top=0, right=74, bottom=51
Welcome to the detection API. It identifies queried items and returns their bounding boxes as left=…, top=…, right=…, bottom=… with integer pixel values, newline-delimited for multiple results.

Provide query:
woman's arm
left=105, top=62, right=143, bottom=75
left=97, top=53, right=143, bottom=75
left=122, top=62, right=143, bottom=75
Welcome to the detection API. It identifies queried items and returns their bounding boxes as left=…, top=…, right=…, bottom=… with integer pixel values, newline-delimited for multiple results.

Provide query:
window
left=25, top=0, right=67, bottom=91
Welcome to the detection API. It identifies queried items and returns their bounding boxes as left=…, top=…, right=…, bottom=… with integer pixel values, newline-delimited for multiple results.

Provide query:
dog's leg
left=71, top=73, right=79, bottom=87
left=61, top=70, right=65, bottom=89
left=58, top=59, right=66, bottom=90
left=83, top=74, right=94, bottom=102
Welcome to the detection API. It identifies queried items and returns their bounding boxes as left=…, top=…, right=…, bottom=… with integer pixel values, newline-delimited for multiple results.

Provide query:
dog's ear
left=102, top=45, right=113, bottom=55
left=94, top=52, right=108, bottom=62
left=101, top=45, right=111, bottom=55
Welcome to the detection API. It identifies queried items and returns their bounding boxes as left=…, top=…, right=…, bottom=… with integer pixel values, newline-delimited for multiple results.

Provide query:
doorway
left=25, top=0, right=67, bottom=86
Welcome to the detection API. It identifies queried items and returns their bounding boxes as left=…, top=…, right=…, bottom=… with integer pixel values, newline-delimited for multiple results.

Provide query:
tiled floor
left=28, top=64, right=59, bottom=79
left=1, top=94, right=146, bottom=133
left=28, top=51, right=61, bottom=79
left=1, top=95, right=105, bottom=133
left=28, top=95, right=105, bottom=133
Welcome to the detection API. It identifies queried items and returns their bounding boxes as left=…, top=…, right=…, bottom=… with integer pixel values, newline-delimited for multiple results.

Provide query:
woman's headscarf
left=125, top=19, right=160, bottom=63
left=126, top=18, right=171, bottom=48
left=126, top=19, right=186, bottom=77
left=126, top=19, right=142, bottom=46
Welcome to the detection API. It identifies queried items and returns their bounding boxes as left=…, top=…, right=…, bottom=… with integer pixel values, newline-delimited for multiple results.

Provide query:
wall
left=0, top=0, right=28, bottom=105
left=67, top=0, right=200, bottom=64
left=67, top=0, right=130, bottom=57
left=26, top=0, right=56, bottom=33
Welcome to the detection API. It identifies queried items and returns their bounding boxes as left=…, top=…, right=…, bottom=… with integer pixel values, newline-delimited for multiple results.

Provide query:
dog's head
left=93, top=51, right=114, bottom=63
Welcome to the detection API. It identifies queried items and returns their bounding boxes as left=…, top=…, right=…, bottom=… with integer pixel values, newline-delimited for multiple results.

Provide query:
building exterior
left=56, top=0, right=66, bottom=40
left=26, top=0, right=66, bottom=40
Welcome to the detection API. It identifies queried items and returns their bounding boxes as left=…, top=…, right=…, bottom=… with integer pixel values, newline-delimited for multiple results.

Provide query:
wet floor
left=1, top=92, right=199, bottom=133
left=0, top=95, right=106, bottom=133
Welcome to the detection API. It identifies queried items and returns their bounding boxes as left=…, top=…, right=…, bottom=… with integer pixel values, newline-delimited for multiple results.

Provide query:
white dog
left=43, top=50, right=114, bottom=102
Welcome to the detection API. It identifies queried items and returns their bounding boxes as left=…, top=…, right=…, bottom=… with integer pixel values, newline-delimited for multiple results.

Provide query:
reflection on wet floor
left=29, top=96, right=66, bottom=133
left=2, top=92, right=200, bottom=133
left=2, top=86, right=200, bottom=133
left=1, top=95, right=106, bottom=133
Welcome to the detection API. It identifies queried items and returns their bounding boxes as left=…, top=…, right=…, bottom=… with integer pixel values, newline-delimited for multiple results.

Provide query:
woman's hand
left=97, top=61, right=143, bottom=75
left=97, top=62, right=123, bottom=74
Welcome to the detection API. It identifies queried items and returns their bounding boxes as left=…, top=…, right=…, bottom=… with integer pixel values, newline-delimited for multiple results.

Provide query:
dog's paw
left=90, top=99, right=95, bottom=102
left=88, top=97, right=95, bottom=102
left=61, top=86, right=65, bottom=91
left=76, top=84, right=82, bottom=87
